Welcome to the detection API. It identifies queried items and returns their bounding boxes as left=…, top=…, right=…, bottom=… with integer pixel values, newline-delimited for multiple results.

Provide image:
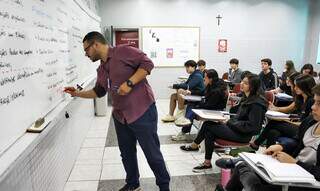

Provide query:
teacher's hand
left=118, top=82, right=132, bottom=95
left=64, top=87, right=78, bottom=97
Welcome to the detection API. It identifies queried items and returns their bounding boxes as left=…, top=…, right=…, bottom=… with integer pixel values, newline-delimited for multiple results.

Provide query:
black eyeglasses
left=84, top=42, right=94, bottom=52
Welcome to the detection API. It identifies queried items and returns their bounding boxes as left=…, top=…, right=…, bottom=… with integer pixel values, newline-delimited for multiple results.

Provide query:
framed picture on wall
left=218, top=39, right=227, bottom=52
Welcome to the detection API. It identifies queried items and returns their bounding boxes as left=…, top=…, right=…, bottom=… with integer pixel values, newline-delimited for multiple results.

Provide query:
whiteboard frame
left=141, top=26, right=201, bottom=68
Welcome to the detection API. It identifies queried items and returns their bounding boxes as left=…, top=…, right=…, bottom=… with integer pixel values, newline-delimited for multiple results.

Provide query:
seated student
left=172, top=69, right=227, bottom=140
left=197, top=59, right=206, bottom=76
left=228, top=58, right=243, bottom=83
left=301, top=63, right=314, bottom=76
left=181, top=74, right=268, bottom=172
left=259, top=58, right=279, bottom=91
left=272, top=60, right=296, bottom=95
left=162, top=60, right=205, bottom=122
left=215, top=84, right=320, bottom=191
left=251, top=74, right=316, bottom=149
left=271, top=72, right=300, bottom=96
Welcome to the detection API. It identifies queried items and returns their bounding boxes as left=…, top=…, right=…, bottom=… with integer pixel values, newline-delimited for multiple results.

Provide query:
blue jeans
left=113, top=103, right=170, bottom=191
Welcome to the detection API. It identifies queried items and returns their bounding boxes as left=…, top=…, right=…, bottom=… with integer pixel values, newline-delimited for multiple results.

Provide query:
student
left=197, top=59, right=206, bottom=75
left=215, top=84, right=320, bottom=191
left=162, top=60, right=205, bottom=122
left=271, top=71, right=300, bottom=96
left=259, top=58, right=279, bottom=91
left=228, top=58, right=243, bottom=83
left=181, top=74, right=268, bottom=172
left=251, top=74, right=316, bottom=149
left=301, top=63, right=314, bottom=76
left=172, top=69, right=227, bottom=140
left=276, top=60, right=296, bottom=94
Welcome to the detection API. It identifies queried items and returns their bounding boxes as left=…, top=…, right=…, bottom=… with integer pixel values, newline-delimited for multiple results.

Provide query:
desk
left=239, top=153, right=320, bottom=191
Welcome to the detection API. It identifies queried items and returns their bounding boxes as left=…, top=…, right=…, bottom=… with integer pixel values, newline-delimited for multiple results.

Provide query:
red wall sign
left=115, top=31, right=139, bottom=48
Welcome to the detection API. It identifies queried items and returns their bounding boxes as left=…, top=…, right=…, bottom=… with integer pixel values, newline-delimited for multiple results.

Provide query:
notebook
left=240, top=152, right=316, bottom=184
left=266, top=110, right=290, bottom=119
left=192, top=109, right=227, bottom=121
left=180, top=94, right=203, bottom=102
left=275, top=93, right=293, bottom=100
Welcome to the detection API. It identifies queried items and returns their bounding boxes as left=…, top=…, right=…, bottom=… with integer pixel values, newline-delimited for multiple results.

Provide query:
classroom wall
left=304, top=0, right=320, bottom=72
left=99, top=0, right=310, bottom=99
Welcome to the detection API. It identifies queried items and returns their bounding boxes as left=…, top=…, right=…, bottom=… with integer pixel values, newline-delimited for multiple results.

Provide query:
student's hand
left=274, top=152, right=297, bottom=164
left=64, top=87, right=78, bottom=97
left=229, top=93, right=237, bottom=97
left=118, top=82, right=132, bottom=95
left=268, top=102, right=278, bottom=111
left=263, top=144, right=283, bottom=155
left=185, top=90, right=191, bottom=95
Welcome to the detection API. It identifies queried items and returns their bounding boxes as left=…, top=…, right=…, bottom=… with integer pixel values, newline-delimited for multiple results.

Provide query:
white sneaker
left=171, top=132, right=187, bottom=141
left=174, top=109, right=185, bottom=120
left=161, top=114, right=175, bottom=122
left=175, top=117, right=191, bottom=126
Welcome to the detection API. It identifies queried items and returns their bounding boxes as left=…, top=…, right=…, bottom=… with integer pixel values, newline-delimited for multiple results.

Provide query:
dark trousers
left=193, top=121, right=251, bottom=160
left=226, top=162, right=318, bottom=191
left=181, top=104, right=196, bottom=133
left=254, top=120, right=298, bottom=147
left=113, top=103, right=170, bottom=191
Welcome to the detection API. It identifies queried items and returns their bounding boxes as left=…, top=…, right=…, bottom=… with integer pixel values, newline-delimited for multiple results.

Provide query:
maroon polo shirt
left=93, top=45, right=155, bottom=124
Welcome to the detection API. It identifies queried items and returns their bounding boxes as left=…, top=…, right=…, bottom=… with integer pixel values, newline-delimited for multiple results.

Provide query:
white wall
left=99, top=0, right=310, bottom=98
left=304, top=0, right=320, bottom=72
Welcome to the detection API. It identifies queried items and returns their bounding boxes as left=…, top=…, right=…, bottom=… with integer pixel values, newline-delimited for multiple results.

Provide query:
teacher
left=64, top=31, right=170, bottom=191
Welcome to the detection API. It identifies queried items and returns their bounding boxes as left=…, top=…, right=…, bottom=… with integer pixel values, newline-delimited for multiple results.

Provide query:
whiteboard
left=142, top=27, right=200, bottom=67
left=0, top=0, right=101, bottom=154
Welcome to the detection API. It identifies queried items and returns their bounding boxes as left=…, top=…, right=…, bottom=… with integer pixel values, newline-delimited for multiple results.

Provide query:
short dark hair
left=229, top=58, right=239, bottom=65
left=300, top=63, right=314, bottom=75
left=241, top=70, right=251, bottom=80
left=312, top=84, right=320, bottom=96
left=83, top=31, right=107, bottom=44
left=197, top=59, right=206, bottom=66
left=184, top=60, right=197, bottom=68
left=261, top=58, right=272, bottom=66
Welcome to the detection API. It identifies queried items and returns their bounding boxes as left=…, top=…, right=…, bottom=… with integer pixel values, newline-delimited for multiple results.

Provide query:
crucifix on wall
left=216, top=14, right=222, bottom=26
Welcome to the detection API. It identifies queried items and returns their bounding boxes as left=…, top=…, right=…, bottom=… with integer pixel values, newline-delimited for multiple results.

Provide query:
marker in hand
left=64, top=86, right=77, bottom=97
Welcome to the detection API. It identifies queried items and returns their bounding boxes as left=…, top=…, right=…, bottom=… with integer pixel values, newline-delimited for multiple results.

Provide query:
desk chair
left=222, top=72, right=229, bottom=80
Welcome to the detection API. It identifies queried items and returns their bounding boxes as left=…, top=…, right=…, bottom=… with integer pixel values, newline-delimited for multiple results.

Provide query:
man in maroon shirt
left=64, top=32, right=170, bottom=191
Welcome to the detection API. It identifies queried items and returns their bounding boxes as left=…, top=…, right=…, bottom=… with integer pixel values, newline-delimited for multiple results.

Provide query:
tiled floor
left=64, top=99, right=222, bottom=191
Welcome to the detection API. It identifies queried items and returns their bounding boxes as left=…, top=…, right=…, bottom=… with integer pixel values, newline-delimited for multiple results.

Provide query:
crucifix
left=216, top=14, right=222, bottom=26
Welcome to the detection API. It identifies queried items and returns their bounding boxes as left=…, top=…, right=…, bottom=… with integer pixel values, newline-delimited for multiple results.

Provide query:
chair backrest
left=222, top=72, right=229, bottom=80
left=264, top=91, right=275, bottom=104
left=231, top=83, right=241, bottom=94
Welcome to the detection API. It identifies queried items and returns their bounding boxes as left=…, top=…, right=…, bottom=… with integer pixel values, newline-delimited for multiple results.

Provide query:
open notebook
left=240, top=152, right=317, bottom=184
left=192, top=109, right=227, bottom=121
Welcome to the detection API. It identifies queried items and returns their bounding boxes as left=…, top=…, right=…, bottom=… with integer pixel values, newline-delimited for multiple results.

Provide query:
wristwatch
left=126, top=79, right=134, bottom=88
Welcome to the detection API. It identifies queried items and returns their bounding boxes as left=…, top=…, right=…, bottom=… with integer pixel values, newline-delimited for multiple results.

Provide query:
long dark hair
left=295, top=74, right=316, bottom=97
left=285, top=60, right=296, bottom=76
left=300, top=63, right=314, bottom=75
left=205, top=69, right=219, bottom=83
left=294, top=74, right=316, bottom=110
left=287, top=72, right=301, bottom=97
left=242, top=74, right=266, bottom=104
left=246, top=74, right=262, bottom=97
left=204, top=69, right=226, bottom=94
